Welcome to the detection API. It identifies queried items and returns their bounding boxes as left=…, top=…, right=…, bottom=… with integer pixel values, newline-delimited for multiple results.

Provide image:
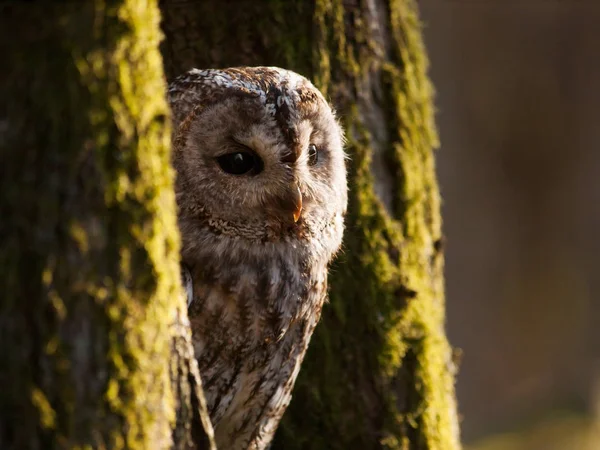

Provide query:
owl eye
left=217, top=152, right=263, bottom=175
left=308, top=144, right=319, bottom=166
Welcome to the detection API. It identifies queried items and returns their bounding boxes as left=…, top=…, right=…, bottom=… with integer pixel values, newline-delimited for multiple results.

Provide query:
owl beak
left=275, top=184, right=303, bottom=223
left=291, top=185, right=303, bottom=223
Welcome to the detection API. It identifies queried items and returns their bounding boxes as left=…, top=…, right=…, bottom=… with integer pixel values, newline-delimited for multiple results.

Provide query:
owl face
left=170, top=67, right=347, bottom=238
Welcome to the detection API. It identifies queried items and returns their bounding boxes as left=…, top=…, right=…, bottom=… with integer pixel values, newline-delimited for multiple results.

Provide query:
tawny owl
left=168, top=67, right=347, bottom=450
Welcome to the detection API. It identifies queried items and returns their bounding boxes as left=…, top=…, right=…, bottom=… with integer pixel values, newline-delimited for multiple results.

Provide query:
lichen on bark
left=0, top=1, right=213, bottom=449
left=159, top=0, right=461, bottom=448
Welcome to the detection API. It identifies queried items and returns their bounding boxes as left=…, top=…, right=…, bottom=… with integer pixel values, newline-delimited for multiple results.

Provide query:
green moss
left=76, top=1, right=180, bottom=446
left=1, top=0, right=185, bottom=448
left=31, top=388, right=57, bottom=431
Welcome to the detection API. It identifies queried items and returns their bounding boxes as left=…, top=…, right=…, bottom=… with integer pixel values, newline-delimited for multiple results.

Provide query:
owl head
left=169, top=67, right=347, bottom=244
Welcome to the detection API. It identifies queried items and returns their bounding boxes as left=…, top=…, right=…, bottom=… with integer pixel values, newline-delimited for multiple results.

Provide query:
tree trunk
left=160, top=0, right=461, bottom=449
left=0, top=2, right=213, bottom=449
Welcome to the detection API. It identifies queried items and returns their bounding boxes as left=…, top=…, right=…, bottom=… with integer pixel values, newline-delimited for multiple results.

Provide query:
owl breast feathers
left=169, top=67, right=347, bottom=450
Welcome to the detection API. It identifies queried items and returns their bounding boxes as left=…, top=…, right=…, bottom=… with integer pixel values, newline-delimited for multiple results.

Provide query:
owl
left=168, top=67, right=347, bottom=450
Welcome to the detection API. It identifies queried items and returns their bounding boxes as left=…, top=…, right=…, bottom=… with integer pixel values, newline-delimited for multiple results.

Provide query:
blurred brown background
left=419, top=1, right=600, bottom=448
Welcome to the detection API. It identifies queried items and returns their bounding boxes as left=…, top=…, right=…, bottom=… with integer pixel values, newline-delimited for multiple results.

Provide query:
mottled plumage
left=169, top=67, right=347, bottom=450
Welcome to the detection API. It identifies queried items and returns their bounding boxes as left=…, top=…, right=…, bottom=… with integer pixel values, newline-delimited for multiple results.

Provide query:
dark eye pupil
left=217, top=152, right=262, bottom=175
left=308, top=144, right=318, bottom=165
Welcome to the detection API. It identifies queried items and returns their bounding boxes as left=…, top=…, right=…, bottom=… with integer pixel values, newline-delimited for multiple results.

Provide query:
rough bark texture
left=160, top=0, right=460, bottom=449
left=0, top=2, right=213, bottom=449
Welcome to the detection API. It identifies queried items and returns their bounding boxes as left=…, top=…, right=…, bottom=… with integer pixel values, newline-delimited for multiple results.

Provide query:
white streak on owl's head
left=169, top=67, right=347, bottom=245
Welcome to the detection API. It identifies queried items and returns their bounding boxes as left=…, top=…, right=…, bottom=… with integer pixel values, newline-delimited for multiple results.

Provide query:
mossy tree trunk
left=160, top=0, right=460, bottom=449
left=0, top=2, right=213, bottom=449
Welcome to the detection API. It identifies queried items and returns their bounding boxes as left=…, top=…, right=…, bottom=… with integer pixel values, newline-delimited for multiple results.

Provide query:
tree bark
left=160, top=0, right=461, bottom=449
left=0, top=2, right=214, bottom=449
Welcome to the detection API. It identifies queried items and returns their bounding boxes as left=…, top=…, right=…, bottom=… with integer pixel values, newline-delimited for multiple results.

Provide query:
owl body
left=169, top=67, right=346, bottom=450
